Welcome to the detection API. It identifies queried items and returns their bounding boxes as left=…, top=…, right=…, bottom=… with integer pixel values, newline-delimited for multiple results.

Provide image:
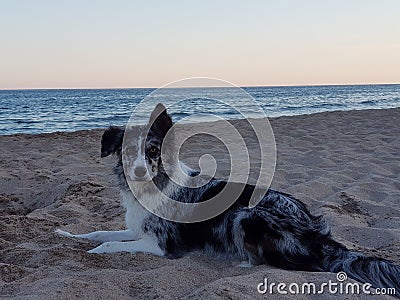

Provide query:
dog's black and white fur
left=57, top=103, right=399, bottom=294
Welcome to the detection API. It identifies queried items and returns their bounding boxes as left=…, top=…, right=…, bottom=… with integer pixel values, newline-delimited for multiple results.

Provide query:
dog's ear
left=101, top=126, right=124, bottom=157
left=148, top=103, right=173, bottom=137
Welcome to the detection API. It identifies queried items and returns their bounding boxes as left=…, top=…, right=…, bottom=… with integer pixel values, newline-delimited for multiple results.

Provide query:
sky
left=1, top=0, right=399, bottom=89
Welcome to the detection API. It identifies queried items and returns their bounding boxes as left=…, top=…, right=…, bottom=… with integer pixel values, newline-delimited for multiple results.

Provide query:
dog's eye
left=149, top=146, right=158, bottom=154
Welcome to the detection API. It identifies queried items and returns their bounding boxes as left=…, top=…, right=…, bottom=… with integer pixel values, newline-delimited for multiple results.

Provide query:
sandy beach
left=1, top=108, right=399, bottom=299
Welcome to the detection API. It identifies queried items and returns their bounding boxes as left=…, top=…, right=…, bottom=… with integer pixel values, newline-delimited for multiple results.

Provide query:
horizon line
left=1, top=82, right=399, bottom=91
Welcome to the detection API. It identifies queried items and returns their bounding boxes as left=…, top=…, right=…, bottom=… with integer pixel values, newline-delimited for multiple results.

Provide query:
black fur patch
left=101, top=126, right=124, bottom=157
left=148, top=103, right=173, bottom=138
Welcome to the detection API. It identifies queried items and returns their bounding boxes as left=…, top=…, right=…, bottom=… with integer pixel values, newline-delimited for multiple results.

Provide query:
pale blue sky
left=1, top=0, right=399, bottom=89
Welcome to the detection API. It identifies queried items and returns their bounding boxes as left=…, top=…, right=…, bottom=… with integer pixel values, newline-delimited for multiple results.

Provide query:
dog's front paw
left=88, top=242, right=114, bottom=254
left=236, top=260, right=254, bottom=268
left=55, top=228, right=74, bottom=238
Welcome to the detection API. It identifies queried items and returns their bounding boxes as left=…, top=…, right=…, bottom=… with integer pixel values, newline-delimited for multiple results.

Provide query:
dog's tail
left=239, top=206, right=400, bottom=297
left=323, top=240, right=400, bottom=297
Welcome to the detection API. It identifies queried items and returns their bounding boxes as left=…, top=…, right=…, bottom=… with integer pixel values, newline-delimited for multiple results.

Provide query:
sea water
left=0, top=84, right=399, bottom=135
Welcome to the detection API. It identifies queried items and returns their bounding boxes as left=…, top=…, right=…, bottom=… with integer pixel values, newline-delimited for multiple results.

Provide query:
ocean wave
left=280, top=102, right=346, bottom=111
left=359, top=99, right=380, bottom=105
left=13, top=119, right=41, bottom=124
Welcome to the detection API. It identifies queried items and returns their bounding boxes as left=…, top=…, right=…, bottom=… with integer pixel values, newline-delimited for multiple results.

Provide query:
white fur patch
left=88, top=235, right=164, bottom=255
left=121, top=189, right=149, bottom=239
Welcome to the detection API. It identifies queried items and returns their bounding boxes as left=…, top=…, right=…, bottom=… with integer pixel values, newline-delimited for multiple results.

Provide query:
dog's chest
left=120, top=190, right=150, bottom=237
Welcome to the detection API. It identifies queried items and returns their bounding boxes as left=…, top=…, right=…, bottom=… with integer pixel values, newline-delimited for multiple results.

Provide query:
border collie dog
left=57, top=103, right=399, bottom=294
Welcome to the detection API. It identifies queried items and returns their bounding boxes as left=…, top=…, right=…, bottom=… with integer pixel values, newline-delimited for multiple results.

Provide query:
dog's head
left=101, top=103, right=173, bottom=182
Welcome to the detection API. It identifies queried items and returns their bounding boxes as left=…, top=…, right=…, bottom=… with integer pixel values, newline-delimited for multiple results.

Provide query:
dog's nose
left=134, top=167, right=147, bottom=178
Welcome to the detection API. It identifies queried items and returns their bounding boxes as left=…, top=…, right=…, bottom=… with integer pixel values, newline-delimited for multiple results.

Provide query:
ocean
left=0, top=84, right=399, bottom=135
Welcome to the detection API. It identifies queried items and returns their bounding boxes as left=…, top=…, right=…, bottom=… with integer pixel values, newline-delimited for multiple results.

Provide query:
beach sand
left=1, top=108, right=399, bottom=299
